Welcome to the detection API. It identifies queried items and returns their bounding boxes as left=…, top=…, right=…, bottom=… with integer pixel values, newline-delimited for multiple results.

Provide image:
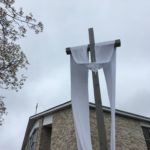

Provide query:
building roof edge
left=30, top=101, right=150, bottom=123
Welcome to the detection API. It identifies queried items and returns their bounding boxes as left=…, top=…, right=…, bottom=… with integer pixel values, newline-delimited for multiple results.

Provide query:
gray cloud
left=1, top=0, right=150, bottom=149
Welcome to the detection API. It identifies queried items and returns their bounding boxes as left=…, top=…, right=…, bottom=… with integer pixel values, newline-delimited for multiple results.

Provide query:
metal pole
left=88, top=28, right=108, bottom=150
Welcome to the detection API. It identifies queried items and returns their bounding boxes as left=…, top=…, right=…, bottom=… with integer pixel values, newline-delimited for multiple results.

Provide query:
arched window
left=29, top=129, right=38, bottom=150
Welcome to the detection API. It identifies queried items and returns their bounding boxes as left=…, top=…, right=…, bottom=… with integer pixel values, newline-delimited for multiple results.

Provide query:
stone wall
left=50, top=108, right=77, bottom=150
left=50, top=107, right=148, bottom=150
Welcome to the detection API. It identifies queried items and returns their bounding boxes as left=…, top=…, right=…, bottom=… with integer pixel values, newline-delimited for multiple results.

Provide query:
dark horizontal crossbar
left=66, top=39, right=121, bottom=55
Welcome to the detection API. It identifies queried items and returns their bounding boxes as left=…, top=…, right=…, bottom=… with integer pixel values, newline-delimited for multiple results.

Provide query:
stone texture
left=50, top=108, right=77, bottom=150
left=50, top=107, right=148, bottom=150
left=115, top=115, right=147, bottom=150
left=24, top=106, right=149, bottom=150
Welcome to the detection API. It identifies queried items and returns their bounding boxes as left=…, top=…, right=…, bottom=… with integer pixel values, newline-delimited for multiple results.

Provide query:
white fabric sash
left=70, top=41, right=116, bottom=150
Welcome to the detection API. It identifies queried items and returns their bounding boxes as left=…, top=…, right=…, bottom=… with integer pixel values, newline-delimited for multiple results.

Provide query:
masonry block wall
left=50, top=107, right=148, bottom=150
left=23, top=106, right=149, bottom=150
left=51, top=108, right=77, bottom=150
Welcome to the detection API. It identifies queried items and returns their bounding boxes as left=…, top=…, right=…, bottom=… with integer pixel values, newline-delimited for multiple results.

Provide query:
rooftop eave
left=30, top=101, right=150, bottom=123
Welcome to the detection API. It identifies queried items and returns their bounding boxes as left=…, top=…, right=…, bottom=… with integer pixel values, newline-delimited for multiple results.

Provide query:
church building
left=22, top=101, right=150, bottom=150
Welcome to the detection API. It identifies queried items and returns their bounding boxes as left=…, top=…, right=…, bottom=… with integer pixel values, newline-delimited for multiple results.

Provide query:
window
left=29, top=129, right=38, bottom=150
left=142, top=126, right=150, bottom=150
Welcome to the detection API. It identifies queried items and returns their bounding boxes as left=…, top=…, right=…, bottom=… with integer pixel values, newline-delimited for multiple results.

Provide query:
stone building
left=22, top=101, right=150, bottom=150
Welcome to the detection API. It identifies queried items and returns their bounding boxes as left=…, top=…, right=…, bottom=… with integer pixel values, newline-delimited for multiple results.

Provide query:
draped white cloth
left=70, top=41, right=116, bottom=150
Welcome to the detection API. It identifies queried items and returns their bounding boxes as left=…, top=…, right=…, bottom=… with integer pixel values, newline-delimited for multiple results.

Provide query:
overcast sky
left=1, top=0, right=150, bottom=149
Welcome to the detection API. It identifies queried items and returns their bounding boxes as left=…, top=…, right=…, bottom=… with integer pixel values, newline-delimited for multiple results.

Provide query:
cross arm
left=66, top=39, right=121, bottom=55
